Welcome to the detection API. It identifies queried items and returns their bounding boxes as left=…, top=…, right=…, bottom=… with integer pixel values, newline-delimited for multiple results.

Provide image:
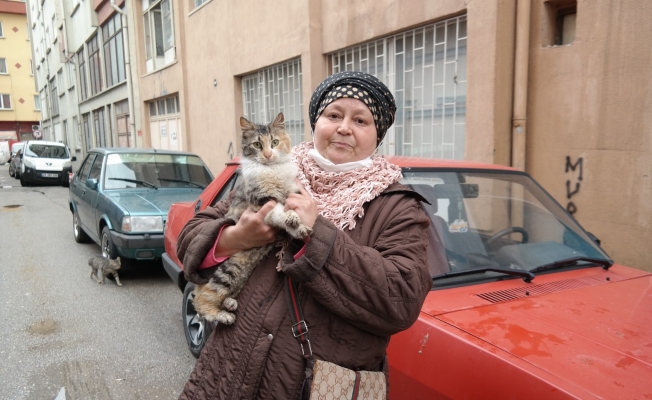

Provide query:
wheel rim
left=101, top=232, right=110, bottom=258
left=184, top=291, right=207, bottom=347
left=73, top=214, right=80, bottom=238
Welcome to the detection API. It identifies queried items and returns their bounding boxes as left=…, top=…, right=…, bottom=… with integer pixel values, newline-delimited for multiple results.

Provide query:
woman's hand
left=214, top=201, right=279, bottom=256
left=285, top=180, right=319, bottom=229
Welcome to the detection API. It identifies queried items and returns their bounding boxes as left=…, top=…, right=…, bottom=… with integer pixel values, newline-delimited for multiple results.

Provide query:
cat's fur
left=192, top=112, right=311, bottom=325
left=89, top=255, right=122, bottom=286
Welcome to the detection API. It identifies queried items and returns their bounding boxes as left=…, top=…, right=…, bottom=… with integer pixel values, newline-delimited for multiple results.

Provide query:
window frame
left=102, top=12, right=126, bottom=88
left=143, top=0, right=175, bottom=72
left=0, top=58, right=7, bottom=74
left=78, top=47, right=88, bottom=101
left=0, top=94, right=11, bottom=110
left=87, top=34, right=103, bottom=96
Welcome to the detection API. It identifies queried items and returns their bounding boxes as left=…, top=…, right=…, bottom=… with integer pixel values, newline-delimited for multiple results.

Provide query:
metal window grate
left=242, top=59, right=304, bottom=146
left=328, top=15, right=467, bottom=159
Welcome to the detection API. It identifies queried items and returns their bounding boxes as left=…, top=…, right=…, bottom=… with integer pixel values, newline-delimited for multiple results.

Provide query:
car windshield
left=103, top=153, right=213, bottom=189
left=401, top=170, right=610, bottom=287
left=25, top=143, right=69, bottom=159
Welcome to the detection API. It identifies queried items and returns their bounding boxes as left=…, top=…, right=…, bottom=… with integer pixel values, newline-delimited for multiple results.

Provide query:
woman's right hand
left=214, top=201, right=279, bottom=257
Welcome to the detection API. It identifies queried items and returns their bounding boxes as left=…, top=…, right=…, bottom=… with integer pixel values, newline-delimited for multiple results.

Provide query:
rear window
left=11, top=143, right=24, bottom=154
left=25, top=143, right=69, bottom=159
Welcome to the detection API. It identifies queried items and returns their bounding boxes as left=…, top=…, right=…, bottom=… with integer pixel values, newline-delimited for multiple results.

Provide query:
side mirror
left=86, top=178, right=98, bottom=191
left=71, top=156, right=77, bottom=162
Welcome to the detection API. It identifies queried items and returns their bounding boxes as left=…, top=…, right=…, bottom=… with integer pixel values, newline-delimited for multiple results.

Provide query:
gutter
left=511, top=0, right=531, bottom=171
left=110, top=0, right=137, bottom=148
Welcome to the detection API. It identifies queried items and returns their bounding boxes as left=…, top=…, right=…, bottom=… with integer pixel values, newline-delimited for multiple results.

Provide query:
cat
left=192, top=112, right=312, bottom=325
left=89, top=255, right=122, bottom=287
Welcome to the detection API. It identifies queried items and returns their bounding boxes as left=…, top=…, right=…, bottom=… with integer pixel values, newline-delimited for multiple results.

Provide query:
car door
left=83, top=154, right=105, bottom=238
left=72, top=154, right=96, bottom=239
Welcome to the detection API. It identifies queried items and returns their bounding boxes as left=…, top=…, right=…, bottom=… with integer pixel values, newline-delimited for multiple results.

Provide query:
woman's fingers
left=285, top=186, right=319, bottom=229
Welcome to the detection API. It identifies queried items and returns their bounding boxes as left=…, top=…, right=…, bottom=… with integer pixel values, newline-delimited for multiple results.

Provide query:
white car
left=20, top=140, right=77, bottom=187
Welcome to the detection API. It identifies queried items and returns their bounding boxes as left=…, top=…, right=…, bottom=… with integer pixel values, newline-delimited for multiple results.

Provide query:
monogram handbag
left=285, top=276, right=388, bottom=400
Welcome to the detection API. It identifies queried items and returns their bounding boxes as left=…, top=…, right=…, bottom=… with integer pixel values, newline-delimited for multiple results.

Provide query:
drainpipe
left=110, top=0, right=137, bottom=148
left=511, top=0, right=531, bottom=171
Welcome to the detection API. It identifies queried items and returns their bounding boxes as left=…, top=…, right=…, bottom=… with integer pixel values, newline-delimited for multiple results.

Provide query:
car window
left=77, top=155, right=95, bottom=181
left=88, top=155, right=104, bottom=181
left=25, top=143, right=69, bottom=159
left=211, top=171, right=241, bottom=206
left=104, top=153, right=213, bottom=189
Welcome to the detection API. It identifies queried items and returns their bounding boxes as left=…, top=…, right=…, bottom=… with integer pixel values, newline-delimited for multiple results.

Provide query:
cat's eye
left=252, top=142, right=262, bottom=149
left=271, top=139, right=280, bottom=147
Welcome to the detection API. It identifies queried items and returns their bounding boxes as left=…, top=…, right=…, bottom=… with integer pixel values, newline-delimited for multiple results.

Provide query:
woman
left=177, top=71, right=432, bottom=399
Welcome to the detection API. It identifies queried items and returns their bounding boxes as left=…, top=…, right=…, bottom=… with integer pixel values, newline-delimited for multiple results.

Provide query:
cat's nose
left=263, top=150, right=272, bottom=159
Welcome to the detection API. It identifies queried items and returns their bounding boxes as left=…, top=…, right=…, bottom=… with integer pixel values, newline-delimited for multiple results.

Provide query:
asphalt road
left=0, top=165, right=196, bottom=399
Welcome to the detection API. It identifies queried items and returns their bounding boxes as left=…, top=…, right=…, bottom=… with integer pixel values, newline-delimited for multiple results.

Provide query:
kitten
left=89, top=255, right=122, bottom=287
left=192, top=112, right=311, bottom=325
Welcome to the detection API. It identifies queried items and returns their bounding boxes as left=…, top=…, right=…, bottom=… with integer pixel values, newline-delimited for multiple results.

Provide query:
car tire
left=73, top=210, right=91, bottom=243
left=101, top=226, right=119, bottom=260
left=14, top=168, right=20, bottom=179
left=183, top=282, right=214, bottom=358
left=20, top=175, right=29, bottom=186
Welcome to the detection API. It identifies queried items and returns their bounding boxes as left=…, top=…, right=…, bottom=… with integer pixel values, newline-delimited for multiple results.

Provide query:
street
left=0, top=166, right=196, bottom=399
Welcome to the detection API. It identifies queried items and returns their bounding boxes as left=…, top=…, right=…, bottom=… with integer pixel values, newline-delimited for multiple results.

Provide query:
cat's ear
left=271, top=112, right=285, bottom=130
left=240, top=116, right=257, bottom=131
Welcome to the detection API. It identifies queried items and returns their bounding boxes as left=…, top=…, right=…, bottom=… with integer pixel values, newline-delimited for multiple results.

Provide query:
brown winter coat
left=176, top=182, right=432, bottom=400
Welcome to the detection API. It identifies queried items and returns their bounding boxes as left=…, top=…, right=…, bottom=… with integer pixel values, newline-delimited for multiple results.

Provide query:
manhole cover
left=3, top=204, right=22, bottom=209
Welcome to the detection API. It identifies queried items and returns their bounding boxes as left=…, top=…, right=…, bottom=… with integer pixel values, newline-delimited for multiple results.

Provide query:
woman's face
left=313, top=98, right=378, bottom=164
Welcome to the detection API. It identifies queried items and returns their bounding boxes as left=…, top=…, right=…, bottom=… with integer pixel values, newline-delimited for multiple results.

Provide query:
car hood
left=106, top=190, right=202, bottom=216
left=29, top=157, right=69, bottom=171
left=434, top=275, right=652, bottom=397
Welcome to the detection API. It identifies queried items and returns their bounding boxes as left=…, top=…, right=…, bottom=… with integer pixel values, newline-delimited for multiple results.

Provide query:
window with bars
left=148, top=94, right=179, bottom=117
left=87, top=34, right=103, bottom=96
left=103, top=12, right=126, bottom=88
left=327, top=15, right=467, bottom=160
left=0, top=94, right=11, bottom=109
left=143, top=0, right=175, bottom=73
left=241, top=59, right=304, bottom=146
left=78, top=47, right=88, bottom=100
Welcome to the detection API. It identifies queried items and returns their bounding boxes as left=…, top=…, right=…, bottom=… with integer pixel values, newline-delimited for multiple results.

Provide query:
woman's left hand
left=285, top=180, right=319, bottom=229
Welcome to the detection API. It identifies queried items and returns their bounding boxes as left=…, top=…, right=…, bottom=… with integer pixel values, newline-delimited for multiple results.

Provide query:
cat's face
left=240, top=113, right=292, bottom=164
left=112, top=257, right=121, bottom=269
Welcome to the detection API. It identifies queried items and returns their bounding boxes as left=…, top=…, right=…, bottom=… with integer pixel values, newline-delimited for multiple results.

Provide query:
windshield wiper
left=108, top=177, right=158, bottom=189
left=433, top=267, right=535, bottom=283
left=529, top=256, right=613, bottom=275
left=158, top=178, right=206, bottom=189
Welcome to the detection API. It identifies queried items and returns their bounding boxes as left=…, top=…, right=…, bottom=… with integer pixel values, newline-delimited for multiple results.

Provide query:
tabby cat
left=89, top=255, right=122, bottom=287
left=193, top=112, right=312, bottom=325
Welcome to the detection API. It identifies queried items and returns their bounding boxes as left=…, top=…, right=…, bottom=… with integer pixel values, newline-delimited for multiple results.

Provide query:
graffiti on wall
left=565, top=156, right=583, bottom=215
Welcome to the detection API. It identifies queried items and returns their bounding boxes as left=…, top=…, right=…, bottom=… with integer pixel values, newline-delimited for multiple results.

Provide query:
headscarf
left=308, top=71, right=396, bottom=143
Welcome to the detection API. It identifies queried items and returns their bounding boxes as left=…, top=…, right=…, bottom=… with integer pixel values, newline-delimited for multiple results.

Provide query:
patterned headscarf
left=308, top=71, right=396, bottom=142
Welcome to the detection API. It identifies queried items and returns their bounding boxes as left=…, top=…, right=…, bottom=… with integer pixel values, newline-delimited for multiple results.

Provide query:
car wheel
left=183, top=282, right=214, bottom=358
left=73, top=210, right=91, bottom=243
left=101, top=226, right=118, bottom=260
left=14, top=168, right=20, bottom=179
left=20, top=175, right=29, bottom=186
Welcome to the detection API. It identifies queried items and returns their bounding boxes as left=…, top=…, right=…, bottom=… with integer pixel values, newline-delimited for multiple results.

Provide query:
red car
left=163, top=157, right=652, bottom=399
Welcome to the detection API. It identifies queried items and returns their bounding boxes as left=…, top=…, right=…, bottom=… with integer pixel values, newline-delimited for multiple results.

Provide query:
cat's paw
left=292, top=225, right=313, bottom=240
left=284, top=211, right=301, bottom=229
left=215, top=310, right=236, bottom=325
left=222, top=297, right=238, bottom=311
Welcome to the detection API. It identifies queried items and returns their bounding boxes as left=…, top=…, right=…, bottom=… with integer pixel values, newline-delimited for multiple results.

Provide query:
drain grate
left=477, top=276, right=605, bottom=303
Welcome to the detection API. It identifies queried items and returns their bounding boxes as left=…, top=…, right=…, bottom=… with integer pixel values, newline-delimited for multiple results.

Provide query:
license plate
left=42, top=173, right=58, bottom=178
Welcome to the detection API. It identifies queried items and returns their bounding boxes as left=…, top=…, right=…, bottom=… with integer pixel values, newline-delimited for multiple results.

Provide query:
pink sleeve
left=198, top=224, right=231, bottom=270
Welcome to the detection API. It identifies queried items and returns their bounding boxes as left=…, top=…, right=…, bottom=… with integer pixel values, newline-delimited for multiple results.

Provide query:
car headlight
left=121, top=216, right=163, bottom=233
left=23, top=158, right=35, bottom=169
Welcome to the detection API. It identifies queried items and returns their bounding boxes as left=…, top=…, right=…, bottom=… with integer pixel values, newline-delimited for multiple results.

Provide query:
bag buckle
left=300, top=338, right=313, bottom=358
left=292, top=320, right=309, bottom=338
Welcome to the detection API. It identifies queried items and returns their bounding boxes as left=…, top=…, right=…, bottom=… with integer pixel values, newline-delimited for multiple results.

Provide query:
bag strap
left=284, top=275, right=313, bottom=361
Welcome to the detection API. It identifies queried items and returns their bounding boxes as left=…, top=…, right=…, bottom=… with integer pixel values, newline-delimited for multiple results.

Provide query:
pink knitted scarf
left=292, top=142, right=403, bottom=230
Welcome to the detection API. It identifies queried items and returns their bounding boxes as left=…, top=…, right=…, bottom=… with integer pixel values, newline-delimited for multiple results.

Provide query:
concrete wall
left=527, top=0, right=652, bottom=271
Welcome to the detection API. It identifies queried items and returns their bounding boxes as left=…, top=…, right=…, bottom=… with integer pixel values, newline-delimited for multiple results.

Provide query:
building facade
left=129, top=0, right=649, bottom=271
left=0, top=0, right=40, bottom=144
left=26, top=0, right=142, bottom=161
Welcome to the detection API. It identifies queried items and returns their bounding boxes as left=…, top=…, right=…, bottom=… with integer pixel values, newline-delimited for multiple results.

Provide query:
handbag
left=284, top=275, right=387, bottom=400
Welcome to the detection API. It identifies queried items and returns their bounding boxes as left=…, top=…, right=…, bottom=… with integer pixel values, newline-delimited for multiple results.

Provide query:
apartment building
left=26, top=0, right=142, bottom=158
left=126, top=0, right=650, bottom=271
left=0, top=0, right=40, bottom=143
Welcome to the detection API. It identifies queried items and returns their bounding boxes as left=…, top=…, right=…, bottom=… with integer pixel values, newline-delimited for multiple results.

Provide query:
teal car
left=69, top=148, right=213, bottom=264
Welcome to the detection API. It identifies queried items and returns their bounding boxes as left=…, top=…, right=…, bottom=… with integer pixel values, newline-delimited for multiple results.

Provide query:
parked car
left=69, top=148, right=214, bottom=266
left=162, top=157, right=652, bottom=398
left=9, top=148, right=23, bottom=178
left=19, top=140, right=76, bottom=187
